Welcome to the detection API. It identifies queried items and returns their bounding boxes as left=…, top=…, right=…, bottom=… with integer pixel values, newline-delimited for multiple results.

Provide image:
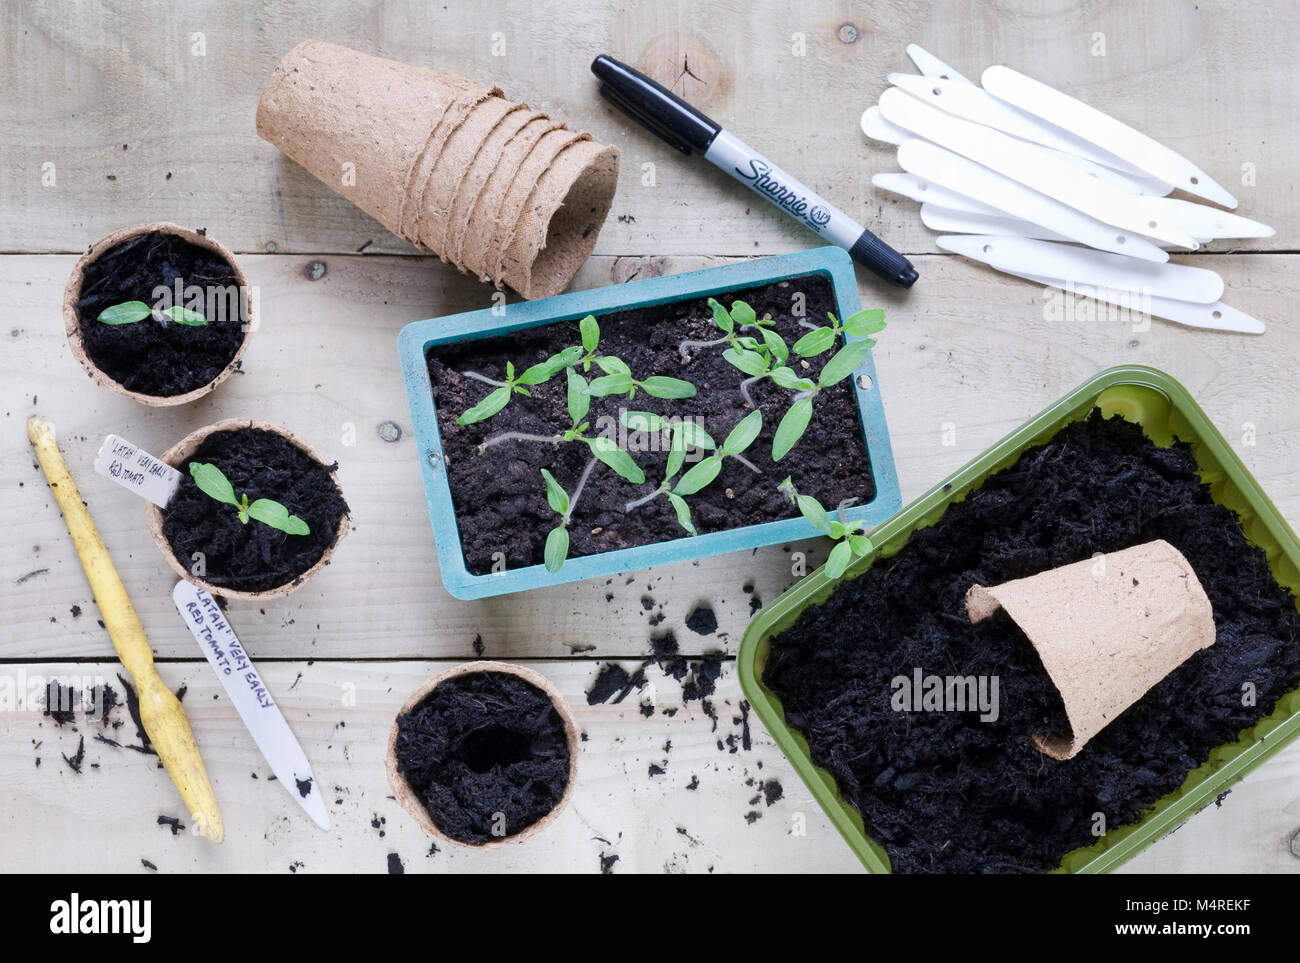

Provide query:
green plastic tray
left=738, top=365, right=1300, bottom=873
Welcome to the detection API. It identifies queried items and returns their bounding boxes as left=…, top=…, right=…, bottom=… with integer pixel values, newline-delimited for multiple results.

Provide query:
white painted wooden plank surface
left=3, top=660, right=1295, bottom=873
left=2, top=0, right=1293, bottom=254
left=3, top=0, right=1299, bottom=875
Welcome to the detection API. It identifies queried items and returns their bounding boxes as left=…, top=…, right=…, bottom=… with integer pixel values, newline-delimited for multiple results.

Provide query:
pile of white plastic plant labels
left=864, top=45, right=1274, bottom=333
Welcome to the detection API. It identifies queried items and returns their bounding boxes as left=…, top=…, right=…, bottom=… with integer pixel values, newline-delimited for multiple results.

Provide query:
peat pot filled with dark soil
left=147, top=419, right=350, bottom=600
left=386, top=662, right=580, bottom=847
left=64, top=222, right=254, bottom=406
left=740, top=367, right=1300, bottom=874
left=399, top=249, right=902, bottom=599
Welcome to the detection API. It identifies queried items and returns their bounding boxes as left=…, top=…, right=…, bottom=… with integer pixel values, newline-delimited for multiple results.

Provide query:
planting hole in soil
left=391, top=668, right=576, bottom=845
left=427, top=274, right=880, bottom=574
left=71, top=227, right=250, bottom=399
left=762, top=412, right=1300, bottom=874
left=158, top=425, right=349, bottom=595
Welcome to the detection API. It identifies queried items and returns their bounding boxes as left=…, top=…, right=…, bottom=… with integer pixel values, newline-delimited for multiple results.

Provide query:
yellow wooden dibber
left=27, top=416, right=224, bottom=843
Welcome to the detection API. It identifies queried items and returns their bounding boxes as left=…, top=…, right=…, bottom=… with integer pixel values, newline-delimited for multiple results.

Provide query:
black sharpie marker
left=592, top=54, right=918, bottom=288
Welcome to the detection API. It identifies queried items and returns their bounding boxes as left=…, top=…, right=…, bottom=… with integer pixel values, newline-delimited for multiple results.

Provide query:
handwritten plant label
left=93, top=434, right=182, bottom=507
left=177, top=585, right=274, bottom=709
left=171, top=581, right=330, bottom=830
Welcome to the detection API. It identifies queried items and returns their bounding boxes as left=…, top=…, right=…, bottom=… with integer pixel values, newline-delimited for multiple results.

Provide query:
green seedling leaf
left=674, top=456, right=722, bottom=496
left=580, top=314, right=600, bottom=353
left=247, top=498, right=311, bottom=536
left=723, top=347, right=770, bottom=378
left=458, top=384, right=512, bottom=425
left=621, top=410, right=665, bottom=434
left=818, top=338, right=874, bottom=388
left=517, top=357, right=561, bottom=385
left=792, top=326, right=836, bottom=357
left=721, top=409, right=763, bottom=457
left=585, top=373, right=635, bottom=397
left=245, top=497, right=288, bottom=527
left=551, top=344, right=584, bottom=370
left=639, top=376, right=697, bottom=399
left=736, top=336, right=763, bottom=351
left=676, top=420, right=715, bottom=452
left=544, top=524, right=570, bottom=573
left=516, top=364, right=551, bottom=386
left=826, top=540, right=853, bottom=579
left=848, top=533, right=874, bottom=557
left=707, top=297, right=734, bottom=333
left=588, top=436, right=645, bottom=484
left=841, top=308, right=887, bottom=337
left=796, top=492, right=832, bottom=535
left=189, top=462, right=238, bottom=506
left=566, top=367, right=590, bottom=424
left=666, top=430, right=686, bottom=478
left=666, top=491, right=697, bottom=535
left=505, top=361, right=515, bottom=381
left=770, top=366, right=813, bottom=391
left=773, top=397, right=814, bottom=461
left=97, top=301, right=153, bottom=325
left=164, top=305, right=209, bottom=327
left=829, top=520, right=846, bottom=539
left=595, top=356, right=631, bottom=376
left=283, top=514, right=311, bottom=536
left=761, top=328, right=788, bottom=363
left=540, top=468, right=569, bottom=516
left=730, top=300, right=757, bottom=327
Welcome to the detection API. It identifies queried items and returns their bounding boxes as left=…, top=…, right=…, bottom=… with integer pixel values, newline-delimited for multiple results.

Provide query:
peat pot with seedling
left=740, top=366, right=1300, bottom=874
left=398, top=248, right=903, bottom=599
left=146, top=419, right=350, bottom=600
left=64, top=222, right=255, bottom=406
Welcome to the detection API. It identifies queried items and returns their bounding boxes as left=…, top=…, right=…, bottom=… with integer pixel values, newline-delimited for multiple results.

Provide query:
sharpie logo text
left=733, top=158, right=826, bottom=231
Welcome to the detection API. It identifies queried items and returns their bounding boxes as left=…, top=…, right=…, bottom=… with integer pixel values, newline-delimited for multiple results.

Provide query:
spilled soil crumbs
left=585, top=630, right=724, bottom=710
left=763, top=413, right=1300, bottom=873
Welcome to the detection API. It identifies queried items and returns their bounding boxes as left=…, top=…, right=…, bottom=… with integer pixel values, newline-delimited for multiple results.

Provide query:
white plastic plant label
left=93, top=434, right=182, bottom=507
left=172, top=581, right=330, bottom=830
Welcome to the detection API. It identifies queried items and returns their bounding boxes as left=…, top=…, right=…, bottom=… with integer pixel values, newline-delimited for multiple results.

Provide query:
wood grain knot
left=637, top=33, right=729, bottom=109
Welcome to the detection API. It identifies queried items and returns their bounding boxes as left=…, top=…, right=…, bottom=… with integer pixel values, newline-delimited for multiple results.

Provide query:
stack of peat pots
left=256, top=40, right=620, bottom=299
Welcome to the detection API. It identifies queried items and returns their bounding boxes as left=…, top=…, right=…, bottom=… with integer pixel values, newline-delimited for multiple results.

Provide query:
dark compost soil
left=75, top=230, right=245, bottom=396
left=162, top=427, right=348, bottom=594
left=762, top=412, right=1300, bottom=873
left=393, top=671, right=572, bottom=844
left=427, top=275, right=875, bottom=574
